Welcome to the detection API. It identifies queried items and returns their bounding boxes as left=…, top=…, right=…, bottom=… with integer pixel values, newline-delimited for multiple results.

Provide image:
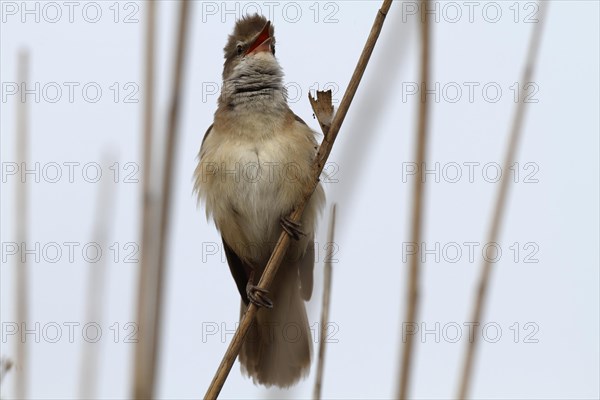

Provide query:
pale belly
left=199, top=134, right=311, bottom=264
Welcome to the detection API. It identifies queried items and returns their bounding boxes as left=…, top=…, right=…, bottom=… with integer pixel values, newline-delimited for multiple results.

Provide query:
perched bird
left=194, top=15, right=325, bottom=388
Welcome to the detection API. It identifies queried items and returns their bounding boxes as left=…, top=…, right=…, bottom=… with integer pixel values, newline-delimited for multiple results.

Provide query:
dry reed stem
left=14, top=49, right=29, bottom=400
left=79, top=153, right=117, bottom=399
left=313, top=204, right=337, bottom=400
left=457, top=3, right=548, bottom=398
left=308, top=90, right=334, bottom=134
left=132, top=1, right=158, bottom=398
left=154, top=0, right=190, bottom=392
left=138, top=2, right=191, bottom=398
left=398, top=1, right=431, bottom=398
left=204, top=1, right=393, bottom=398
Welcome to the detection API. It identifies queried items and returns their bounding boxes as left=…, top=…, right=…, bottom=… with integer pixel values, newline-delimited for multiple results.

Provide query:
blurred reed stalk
left=0, top=358, right=13, bottom=385
left=132, top=1, right=158, bottom=398
left=133, top=1, right=192, bottom=398
left=313, top=204, right=337, bottom=400
left=14, top=49, right=30, bottom=400
left=457, top=3, right=548, bottom=398
left=398, top=0, right=431, bottom=398
left=204, top=1, right=393, bottom=397
left=78, top=152, right=117, bottom=399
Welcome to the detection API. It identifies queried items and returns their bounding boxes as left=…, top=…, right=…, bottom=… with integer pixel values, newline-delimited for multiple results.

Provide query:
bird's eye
left=236, top=45, right=243, bottom=56
left=271, top=44, right=275, bottom=55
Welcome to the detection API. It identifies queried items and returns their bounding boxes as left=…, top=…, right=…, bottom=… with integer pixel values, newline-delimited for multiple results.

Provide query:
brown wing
left=293, top=113, right=308, bottom=127
left=204, top=124, right=250, bottom=304
left=222, top=239, right=251, bottom=305
left=201, top=123, right=213, bottom=146
left=299, top=238, right=315, bottom=301
left=291, top=113, right=317, bottom=300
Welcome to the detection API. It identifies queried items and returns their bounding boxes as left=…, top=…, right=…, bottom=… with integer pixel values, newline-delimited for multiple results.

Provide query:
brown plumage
left=194, top=15, right=324, bottom=388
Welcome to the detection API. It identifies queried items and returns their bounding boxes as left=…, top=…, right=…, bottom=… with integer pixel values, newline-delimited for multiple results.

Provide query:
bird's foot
left=246, top=282, right=273, bottom=309
left=280, top=216, right=306, bottom=241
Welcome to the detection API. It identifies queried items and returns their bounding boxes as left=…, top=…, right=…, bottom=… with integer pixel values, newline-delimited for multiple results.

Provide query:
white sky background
left=1, top=1, right=599, bottom=399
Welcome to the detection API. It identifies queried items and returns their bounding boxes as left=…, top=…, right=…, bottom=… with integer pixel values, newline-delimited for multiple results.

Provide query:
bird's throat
left=220, top=61, right=287, bottom=110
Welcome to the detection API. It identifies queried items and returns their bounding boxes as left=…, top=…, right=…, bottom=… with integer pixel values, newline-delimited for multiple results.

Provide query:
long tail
left=238, top=265, right=312, bottom=388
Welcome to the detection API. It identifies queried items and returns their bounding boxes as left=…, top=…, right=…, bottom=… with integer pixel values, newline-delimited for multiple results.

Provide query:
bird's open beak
left=245, top=21, right=272, bottom=56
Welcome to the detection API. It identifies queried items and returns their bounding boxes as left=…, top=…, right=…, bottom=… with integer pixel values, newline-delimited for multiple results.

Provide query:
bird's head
left=222, top=15, right=278, bottom=81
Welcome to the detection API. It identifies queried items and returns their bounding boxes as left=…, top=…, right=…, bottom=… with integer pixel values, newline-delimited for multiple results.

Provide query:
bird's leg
left=280, top=216, right=306, bottom=241
left=246, top=269, right=273, bottom=309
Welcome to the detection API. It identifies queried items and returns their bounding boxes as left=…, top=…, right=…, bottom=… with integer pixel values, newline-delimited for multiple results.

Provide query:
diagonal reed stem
left=398, top=1, right=432, bottom=398
left=457, top=3, right=548, bottom=398
left=313, top=204, right=337, bottom=400
left=204, top=1, right=393, bottom=398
